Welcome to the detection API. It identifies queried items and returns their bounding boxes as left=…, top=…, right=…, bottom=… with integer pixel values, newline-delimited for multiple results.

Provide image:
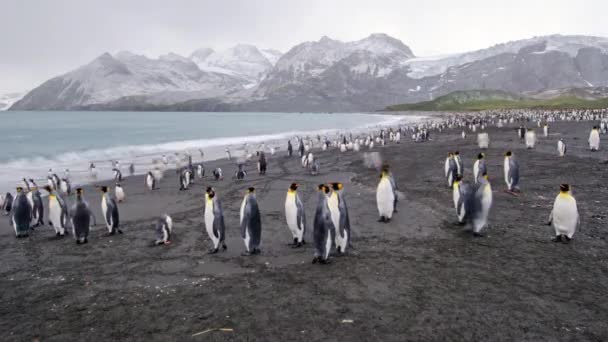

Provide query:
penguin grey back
left=241, top=194, right=261, bottom=249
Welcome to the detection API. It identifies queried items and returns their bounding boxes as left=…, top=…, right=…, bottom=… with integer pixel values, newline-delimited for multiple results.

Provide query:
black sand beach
left=1, top=120, right=608, bottom=341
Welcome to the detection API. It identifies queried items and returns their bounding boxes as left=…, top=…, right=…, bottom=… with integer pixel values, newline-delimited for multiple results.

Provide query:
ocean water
left=0, top=111, right=422, bottom=192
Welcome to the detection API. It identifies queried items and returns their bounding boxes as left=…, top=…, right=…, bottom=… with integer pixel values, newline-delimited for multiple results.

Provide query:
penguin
left=47, top=174, right=57, bottom=191
left=115, top=183, right=125, bottom=202
left=204, top=187, right=227, bottom=253
left=162, top=154, right=169, bottom=165
left=547, top=184, right=579, bottom=243
left=310, top=159, right=320, bottom=176
left=312, top=184, right=333, bottom=264
left=129, top=163, right=135, bottom=176
left=473, top=153, right=487, bottom=184
left=10, top=187, right=32, bottom=238
left=445, top=152, right=458, bottom=188
left=196, top=164, right=205, bottom=179
left=213, top=168, right=223, bottom=181
left=2, top=192, right=13, bottom=215
left=146, top=171, right=156, bottom=190
left=153, top=214, right=173, bottom=245
left=179, top=168, right=191, bottom=190
left=454, top=151, right=463, bottom=177
left=240, top=187, right=262, bottom=255
left=376, top=168, right=396, bottom=222
left=472, top=172, right=492, bottom=237
left=557, top=139, right=567, bottom=157
left=452, top=175, right=474, bottom=225
left=525, top=129, right=536, bottom=149
left=44, top=185, right=69, bottom=237
left=589, top=126, right=600, bottom=151
left=257, top=152, right=267, bottom=175
left=518, top=126, right=525, bottom=140
left=477, top=133, right=489, bottom=149
left=461, top=130, right=466, bottom=139
left=28, top=183, right=44, bottom=227
left=225, top=148, right=232, bottom=160
left=298, top=140, right=305, bottom=157
left=235, top=164, right=247, bottom=181
left=284, top=183, right=306, bottom=248
left=70, top=188, right=96, bottom=244
left=543, top=124, right=549, bottom=137
left=287, top=140, right=293, bottom=157
left=503, top=151, right=520, bottom=193
left=60, top=177, right=72, bottom=196
left=113, top=168, right=123, bottom=182
left=100, top=186, right=121, bottom=235
left=329, top=182, right=351, bottom=254
left=89, top=163, right=98, bottom=178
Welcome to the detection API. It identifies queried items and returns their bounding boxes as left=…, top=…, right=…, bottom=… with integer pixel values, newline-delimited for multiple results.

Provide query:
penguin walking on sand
left=454, top=151, right=463, bottom=177
left=284, top=183, right=306, bottom=248
left=197, top=164, right=205, bottom=179
left=2, top=192, right=13, bottom=215
left=213, top=168, right=223, bottom=181
left=329, top=183, right=351, bottom=254
left=240, top=187, right=262, bottom=255
left=146, top=171, right=156, bottom=190
left=44, top=185, right=69, bottom=237
left=472, top=172, right=492, bottom=237
left=477, top=132, right=489, bottom=149
left=445, top=152, right=458, bottom=188
left=11, top=187, right=32, bottom=238
left=312, top=184, right=334, bottom=264
left=204, top=187, right=227, bottom=253
left=179, top=168, right=191, bottom=190
left=60, top=177, right=72, bottom=196
left=377, top=168, right=396, bottom=222
left=28, top=182, right=44, bottom=227
left=504, top=151, right=520, bottom=194
left=525, top=129, right=536, bottom=149
left=557, top=139, right=567, bottom=157
left=310, top=159, right=320, bottom=176
left=589, top=126, right=600, bottom=151
left=113, top=168, right=123, bottom=182
left=473, top=153, right=487, bottom=184
left=70, top=188, right=96, bottom=244
left=153, top=214, right=173, bottom=245
left=547, top=184, right=579, bottom=243
left=89, top=163, right=98, bottom=179
left=129, top=163, right=135, bottom=176
left=100, top=186, right=121, bottom=235
left=543, top=124, right=549, bottom=137
left=235, top=164, right=247, bottom=181
left=287, top=140, right=293, bottom=157
left=453, top=176, right=474, bottom=225
left=115, top=183, right=125, bottom=202
left=257, top=152, right=267, bottom=175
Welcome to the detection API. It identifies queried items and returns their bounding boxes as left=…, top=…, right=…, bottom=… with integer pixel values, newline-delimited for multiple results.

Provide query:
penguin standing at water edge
left=284, top=183, right=306, bottom=247
left=99, top=186, right=121, bottom=235
left=146, top=171, right=156, bottom=190
left=240, top=187, right=262, bottom=255
left=11, top=187, right=32, bottom=238
left=28, top=182, right=44, bottom=227
left=547, top=184, right=579, bottom=243
left=312, top=184, right=333, bottom=264
left=70, top=188, right=96, bottom=244
left=44, top=185, right=69, bottom=237
left=204, top=187, right=227, bottom=253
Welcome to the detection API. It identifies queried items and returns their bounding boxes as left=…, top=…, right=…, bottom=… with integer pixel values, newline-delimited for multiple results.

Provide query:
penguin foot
left=319, top=259, right=331, bottom=265
left=105, top=231, right=116, bottom=237
left=241, top=251, right=252, bottom=256
left=562, top=236, right=572, bottom=244
left=551, top=235, right=563, bottom=243
left=251, top=248, right=261, bottom=255
left=222, top=244, right=227, bottom=251
left=117, top=229, right=123, bottom=234
left=473, top=232, right=484, bottom=238
left=208, top=248, right=219, bottom=254
left=312, top=257, right=318, bottom=264
left=378, top=216, right=386, bottom=223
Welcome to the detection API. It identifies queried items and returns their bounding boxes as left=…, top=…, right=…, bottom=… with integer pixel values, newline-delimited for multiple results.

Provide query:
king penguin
left=2, top=192, right=13, bottom=215
left=28, top=182, right=44, bottom=227
left=179, top=168, right=191, bottom=190
left=197, top=164, right=205, bottom=179
left=503, top=151, right=520, bottom=193
left=284, top=183, right=306, bottom=248
left=100, top=186, right=121, bottom=235
left=376, top=168, right=396, bottom=223
left=153, top=214, right=173, bottom=245
left=235, top=164, right=247, bottom=181
left=70, top=188, right=96, bottom=244
left=146, top=171, right=156, bottom=190
left=329, top=182, right=351, bottom=254
left=547, top=184, right=579, bottom=243
left=11, top=187, right=32, bottom=238
left=557, top=139, right=567, bottom=157
left=213, top=168, right=223, bottom=181
left=589, top=126, right=600, bottom=151
left=445, top=152, right=458, bottom=188
left=257, top=152, right=267, bottom=175
left=240, top=187, right=262, bottom=255
left=472, top=172, right=492, bottom=237
left=312, top=184, right=333, bottom=264
left=525, top=129, right=536, bottom=149
left=452, top=175, right=474, bottom=225
left=115, top=183, right=125, bottom=203
left=204, top=187, right=227, bottom=253
left=473, top=153, right=487, bottom=184
left=454, top=151, right=463, bottom=177
left=44, top=185, right=69, bottom=237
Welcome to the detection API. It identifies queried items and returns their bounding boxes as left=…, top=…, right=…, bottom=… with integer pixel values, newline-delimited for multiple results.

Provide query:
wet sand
left=1, top=120, right=608, bottom=341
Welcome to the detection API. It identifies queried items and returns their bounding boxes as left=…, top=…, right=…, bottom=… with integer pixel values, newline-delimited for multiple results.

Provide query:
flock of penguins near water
left=1, top=109, right=607, bottom=264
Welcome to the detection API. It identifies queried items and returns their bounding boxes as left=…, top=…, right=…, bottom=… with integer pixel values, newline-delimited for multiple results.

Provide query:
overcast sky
left=0, top=0, right=605, bottom=93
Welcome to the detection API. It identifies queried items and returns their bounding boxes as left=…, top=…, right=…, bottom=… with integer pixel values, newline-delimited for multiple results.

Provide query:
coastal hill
left=10, top=34, right=608, bottom=112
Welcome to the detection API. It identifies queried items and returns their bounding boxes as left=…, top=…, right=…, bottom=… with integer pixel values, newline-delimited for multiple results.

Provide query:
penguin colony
left=4, top=108, right=605, bottom=260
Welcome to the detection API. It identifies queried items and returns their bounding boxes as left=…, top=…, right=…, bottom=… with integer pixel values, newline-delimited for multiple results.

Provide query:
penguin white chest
left=146, top=175, right=153, bottom=189
left=101, top=197, right=109, bottom=225
left=552, top=196, right=578, bottom=237
left=115, top=187, right=125, bottom=201
left=49, top=198, right=62, bottom=227
left=473, top=161, right=480, bottom=181
left=328, top=194, right=340, bottom=230
left=285, top=194, right=298, bottom=235
left=376, top=178, right=395, bottom=218
left=452, top=184, right=460, bottom=210
left=504, top=158, right=511, bottom=186
left=204, top=201, right=217, bottom=242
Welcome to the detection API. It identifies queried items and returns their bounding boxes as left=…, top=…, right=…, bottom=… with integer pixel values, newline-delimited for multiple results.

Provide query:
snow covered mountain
left=0, top=91, right=26, bottom=111
left=10, top=33, right=608, bottom=111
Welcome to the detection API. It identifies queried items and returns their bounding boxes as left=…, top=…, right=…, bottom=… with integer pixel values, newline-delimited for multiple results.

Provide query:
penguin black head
left=206, top=187, right=215, bottom=198
left=115, top=183, right=121, bottom=187
left=454, top=151, right=460, bottom=156
left=76, top=188, right=84, bottom=195
left=447, top=152, right=453, bottom=157
left=318, top=184, right=330, bottom=194
left=505, top=151, right=512, bottom=157
left=289, top=183, right=298, bottom=191
left=455, top=175, right=463, bottom=183
left=560, top=184, right=570, bottom=192
left=593, top=126, right=598, bottom=129
left=247, top=187, right=255, bottom=193
left=100, top=186, right=109, bottom=193
left=477, top=153, right=485, bottom=160
left=16, top=186, right=23, bottom=193
left=44, top=185, right=52, bottom=193
left=482, top=171, right=488, bottom=179
left=331, top=182, right=343, bottom=191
